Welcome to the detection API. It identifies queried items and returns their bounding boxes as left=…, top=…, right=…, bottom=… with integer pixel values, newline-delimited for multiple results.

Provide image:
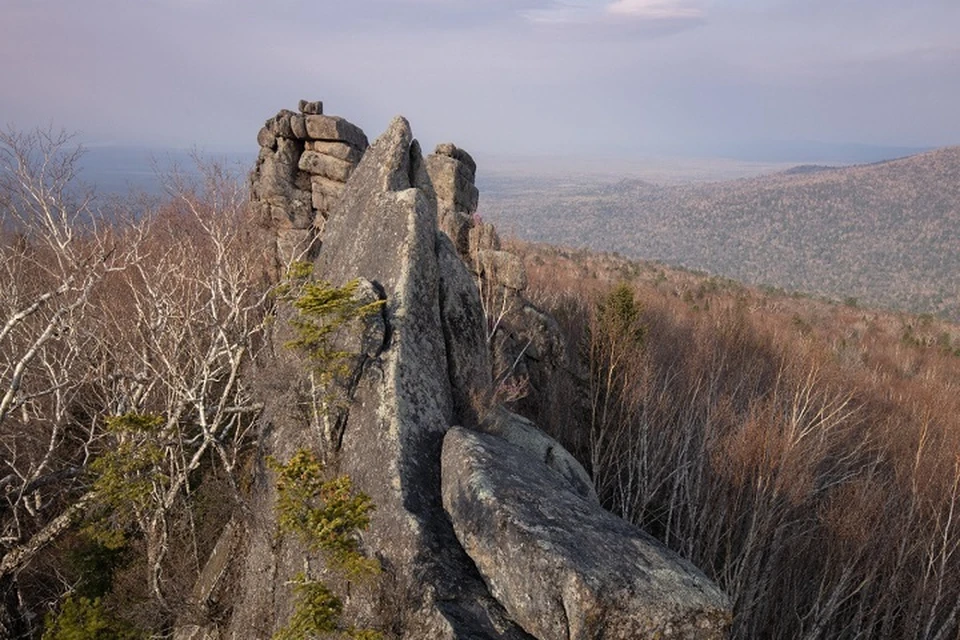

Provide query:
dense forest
left=513, top=240, right=960, bottom=639
left=482, top=146, right=960, bottom=321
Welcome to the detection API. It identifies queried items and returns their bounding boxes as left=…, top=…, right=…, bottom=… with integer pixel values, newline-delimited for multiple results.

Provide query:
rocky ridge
left=176, top=103, right=731, bottom=639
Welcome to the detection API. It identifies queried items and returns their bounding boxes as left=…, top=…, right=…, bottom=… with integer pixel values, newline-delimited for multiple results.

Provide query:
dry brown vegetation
left=512, top=239, right=960, bottom=639
left=6, top=127, right=960, bottom=638
left=0, top=129, right=274, bottom=637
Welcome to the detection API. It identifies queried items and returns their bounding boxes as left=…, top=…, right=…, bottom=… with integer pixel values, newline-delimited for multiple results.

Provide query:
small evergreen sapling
left=279, top=261, right=384, bottom=388
left=269, top=449, right=381, bottom=639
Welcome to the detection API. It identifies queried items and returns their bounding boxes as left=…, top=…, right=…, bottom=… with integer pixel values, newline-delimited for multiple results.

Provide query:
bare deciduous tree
left=88, top=161, right=272, bottom=609
left=0, top=127, right=143, bottom=637
left=1, top=132, right=273, bottom=634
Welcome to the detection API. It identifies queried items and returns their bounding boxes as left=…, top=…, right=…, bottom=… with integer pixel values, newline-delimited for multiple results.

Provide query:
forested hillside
left=510, top=240, right=960, bottom=639
left=482, top=147, right=960, bottom=320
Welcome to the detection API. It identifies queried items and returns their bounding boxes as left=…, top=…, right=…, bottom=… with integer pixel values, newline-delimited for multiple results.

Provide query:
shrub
left=42, top=596, right=142, bottom=640
left=280, top=262, right=384, bottom=387
left=268, top=449, right=378, bottom=578
left=269, top=449, right=381, bottom=639
left=272, top=575, right=343, bottom=640
left=85, top=413, right=167, bottom=549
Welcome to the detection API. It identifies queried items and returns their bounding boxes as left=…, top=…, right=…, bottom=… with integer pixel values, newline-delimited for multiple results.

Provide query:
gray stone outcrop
left=313, top=117, right=529, bottom=638
left=180, top=102, right=731, bottom=640
left=476, top=249, right=528, bottom=292
left=478, top=406, right=596, bottom=504
left=437, top=232, right=493, bottom=428
left=249, top=101, right=369, bottom=269
left=225, top=116, right=534, bottom=639
left=442, top=427, right=732, bottom=640
left=426, top=143, right=481, bottom=260
left=424, top=154, right=582, bottom=436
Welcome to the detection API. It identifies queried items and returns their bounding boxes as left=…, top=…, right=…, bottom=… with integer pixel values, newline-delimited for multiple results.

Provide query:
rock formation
left=250, top=100, right=368, bottom=267
left=179, top=102, right=731, bottom=639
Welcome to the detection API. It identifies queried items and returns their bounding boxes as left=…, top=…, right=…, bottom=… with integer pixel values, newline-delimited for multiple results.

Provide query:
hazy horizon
left=3, top=0, right=959, bottom=160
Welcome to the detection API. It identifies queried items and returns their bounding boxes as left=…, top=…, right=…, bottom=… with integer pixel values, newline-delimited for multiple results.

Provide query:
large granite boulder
left=478, top=406, right=596, bottom=504
left=442, top=427, right=732, bottom=640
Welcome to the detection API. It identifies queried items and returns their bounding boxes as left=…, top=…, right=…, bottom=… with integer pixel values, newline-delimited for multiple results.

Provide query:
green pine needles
left=270, top=262, right=386, bottom=637
left=42, top=596, right=142, bottom=640
left=597, top=282, right=647, bottom=347
left=279, top=261, right=384, bottom=386
left=269, top=449, right=382, bottom=639
left=85, top=413, right=168, bottom=549
left=268, top=449, right=378, bottom=578
left=273, top=575, right=344, bottom=640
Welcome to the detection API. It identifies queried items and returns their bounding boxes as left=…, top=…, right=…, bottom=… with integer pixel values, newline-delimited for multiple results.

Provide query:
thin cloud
left=606, top=0, right=704, bottom=20
left=523, top=7, right=592, bottom=24
left=2, top=0, right=957, bottom=154
left=522, top=0, right=705, bottom=29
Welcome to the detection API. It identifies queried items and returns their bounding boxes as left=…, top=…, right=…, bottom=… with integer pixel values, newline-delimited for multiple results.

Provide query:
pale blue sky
left=1, top=0, right=958, bottom=158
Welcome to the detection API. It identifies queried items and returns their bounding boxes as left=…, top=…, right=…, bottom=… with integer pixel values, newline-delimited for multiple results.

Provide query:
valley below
left=480, top=146, right=960, bottom=321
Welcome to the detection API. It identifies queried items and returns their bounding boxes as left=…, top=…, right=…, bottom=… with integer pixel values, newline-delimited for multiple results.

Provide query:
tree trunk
left=0, top=492, right=94, bottom=577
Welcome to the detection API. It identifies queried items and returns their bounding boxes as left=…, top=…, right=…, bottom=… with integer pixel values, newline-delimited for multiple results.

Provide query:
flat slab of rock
left=310, top=175, right=346, bottom=199
left=306, top=140, right=364, bottom=163
left=304, top=115, right=369, bottom=150
left=299, top=150, right=355, bottom=182
left=441, top=427, right=731, bottom=640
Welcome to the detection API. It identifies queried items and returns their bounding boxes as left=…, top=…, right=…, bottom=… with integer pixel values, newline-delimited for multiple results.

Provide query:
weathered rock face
left=224, top=114, right=534, bottom=639
left=249, top=100, right=369, bottom=269
left=476, top=249, right=528, bottom=292
left=182, top=102, right=730, bottom=640
left=313, top=117, right=535, bottom=638
left=442, top=427, right=732, bottom=640
left=437, top=232, right=492, bottom=428
left=423, top=160, right=586, bottom=450
left=478, top=406, right=596, bottom=504
left=426, top=143, right=480, bottom=261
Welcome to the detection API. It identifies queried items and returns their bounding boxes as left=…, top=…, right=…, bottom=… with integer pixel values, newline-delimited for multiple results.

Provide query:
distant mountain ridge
left=781, top=164, right=838, bottom=176
left=483, top=145, right=960, bottom=320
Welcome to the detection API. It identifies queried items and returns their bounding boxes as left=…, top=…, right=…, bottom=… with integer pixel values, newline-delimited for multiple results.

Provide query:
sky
left=1, top=0, right=959, bottom=161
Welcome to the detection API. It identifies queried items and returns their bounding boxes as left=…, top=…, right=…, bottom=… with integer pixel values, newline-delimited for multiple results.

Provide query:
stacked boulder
left=250, top=99, right=368, bottom=267
left=425, top=143, right=480, bottom=258
left=425, top=156, right=578, bottom=438
left=423, top=142, right=516, bottom=289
